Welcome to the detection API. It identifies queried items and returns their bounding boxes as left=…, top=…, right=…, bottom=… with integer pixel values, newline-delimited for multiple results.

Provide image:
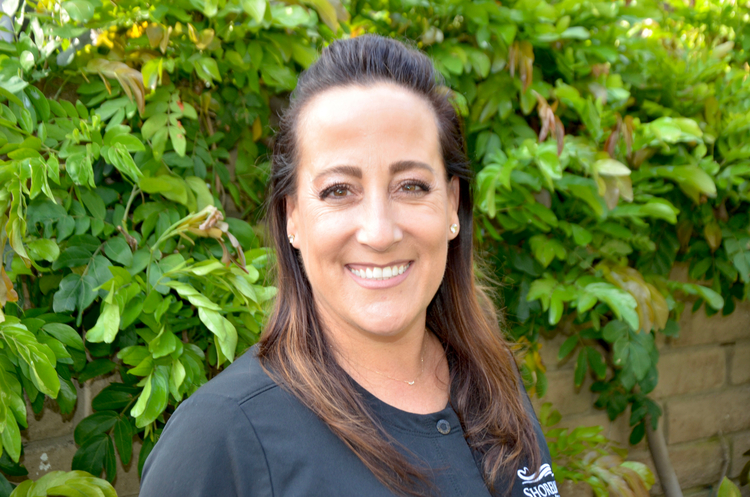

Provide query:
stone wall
left=16, top=376, right=141, bottom=497
left=13, top=287, right=750, bottom=497
left=537, top=297, right=750, bottom=497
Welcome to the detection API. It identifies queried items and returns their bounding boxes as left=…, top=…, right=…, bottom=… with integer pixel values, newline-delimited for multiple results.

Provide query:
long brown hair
left=259, top=34, right=540, bottom=496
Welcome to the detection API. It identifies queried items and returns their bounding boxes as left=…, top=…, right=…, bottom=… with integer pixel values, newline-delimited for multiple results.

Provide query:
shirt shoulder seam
left=234, top=398, right=276, bottom=497
left=193, top=380, right=281, bottom=407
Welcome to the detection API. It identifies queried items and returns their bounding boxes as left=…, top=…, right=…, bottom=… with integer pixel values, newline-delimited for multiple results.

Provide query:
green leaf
left=43, top=323, right=84, bottom=351
left=574, top=349, right=587, bottom=387
left=571, top=224, right=592, bottom=246
left=62, top=0, right=95, bottom=22
left=0, top=413, right=20, bottom=463
left=558, top=335, right=578, bottom=360
left=693, top=285, right=725, bottom=310
left=0, top=473, right=13, bottom=496
left=132, top=366, right=169, bottom=428
left=526, top=277, right=556, bottom=309
left=139, top=175, right=188, bottom=206
left=74, top=412, right=118, bottom=446
left=104, top=237, right=133, bottom=266
left=26, top=239, right=60, bottom=262
left=77, top=359, right=117, bottom=382
left=586, top=347, right=607, bottom=379
left=108, top=134, right=145, bottom=153
left=0, top=445, right=29, bottom=476
left=185, top=176, right=214, bottom=211
left=717, top=477, right=742, bottom=497
left=629, top=421, right=645, bottom=445
left=629, top=339, right=651, bottom=381
left=149, top=327, right=178, bottom=359
left=53, top=274, right=97, bottom=313
left=584, top=283, right=639, bottom=331
left=595, top=158, right=631, bottom=177
left=16, top=107, right=34, bottom=134
left=107, top=143, right=142, bottom=183
left=548, top=287, right=568, bottom=325
left=602, top=320, right=628, bottom=343
left=242, top=0, right=267, bottom=23
left=150, top=127, right=169, bottom=161
left=113, top=417, right=134, bottom=465
left=168, top=125, right=186, bottom=157
left=80, top=188, right=106, bottom=220
left=26, top=86, right=50, bottom=122
left=65, top=153, right=95, bottom=187
left=92, top=383, right=138, bottom=411
left=47, top=154, right=60, bottom=184
left=304, top=0, right=338, bottom=31
left=53, top=246, right=93, bottom=270
left=653, top=165, right=717, bottom=201
left=86, top=301, right=120, bottom=344
left=71, top=433, right=110, bottom=478
left=291, top=42, right=318, bottom=69
left=560, top=26, right=590, bottom=39
left=195, top=58, right=221, bottom=82
left=198, top=308, right=237, bottom=363
left=613, top=336, right=629, bottom=368
left=141, top=114, right=167, bottom=140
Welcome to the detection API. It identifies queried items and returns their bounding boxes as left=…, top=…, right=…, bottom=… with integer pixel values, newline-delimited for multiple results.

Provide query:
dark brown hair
left=259, top=34, right=539, bottom=496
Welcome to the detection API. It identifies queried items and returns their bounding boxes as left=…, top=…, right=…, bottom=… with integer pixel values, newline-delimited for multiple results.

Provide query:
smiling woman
left=139, top=35, right=557, bottom=497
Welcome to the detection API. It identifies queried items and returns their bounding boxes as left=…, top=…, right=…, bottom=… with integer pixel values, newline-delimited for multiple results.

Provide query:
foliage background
left=0, top=0, right=748, bottom=494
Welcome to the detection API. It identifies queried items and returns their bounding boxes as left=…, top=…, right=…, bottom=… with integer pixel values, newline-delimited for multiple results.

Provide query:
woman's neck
left=320, top=310, right=450, bottom=414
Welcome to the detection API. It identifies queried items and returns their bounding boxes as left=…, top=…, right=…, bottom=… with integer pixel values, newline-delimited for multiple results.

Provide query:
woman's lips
left=346, top=261, right=413, bottom=288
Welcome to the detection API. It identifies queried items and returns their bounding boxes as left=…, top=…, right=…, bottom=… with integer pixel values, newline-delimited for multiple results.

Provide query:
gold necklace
left=350, top=339, right=427, bottom=386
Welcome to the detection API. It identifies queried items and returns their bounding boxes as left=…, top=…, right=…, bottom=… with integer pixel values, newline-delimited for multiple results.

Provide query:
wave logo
left=517, top=464, right=553, bottom=485
left=517, top=464, right=559, bottom=497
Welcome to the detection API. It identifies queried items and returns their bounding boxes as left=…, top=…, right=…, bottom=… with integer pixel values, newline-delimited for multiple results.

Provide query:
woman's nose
left=355, top=195, right=403, bottom=252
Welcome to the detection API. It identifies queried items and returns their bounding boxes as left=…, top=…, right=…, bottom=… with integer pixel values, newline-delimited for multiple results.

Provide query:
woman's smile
left=347, top=261, right=413, bottom=288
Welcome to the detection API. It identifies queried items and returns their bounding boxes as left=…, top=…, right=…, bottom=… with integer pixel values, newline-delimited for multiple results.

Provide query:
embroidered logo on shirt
left=517, top=464, right=559, bottom=497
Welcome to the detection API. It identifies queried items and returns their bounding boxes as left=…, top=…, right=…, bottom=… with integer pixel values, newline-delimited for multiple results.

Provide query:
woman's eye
left=321, top=184, right=350, bottom=199
left=401, top=182, right=429, bottom=194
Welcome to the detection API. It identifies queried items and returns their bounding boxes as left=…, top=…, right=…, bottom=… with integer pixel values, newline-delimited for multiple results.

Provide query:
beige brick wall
left=15, top=373, right=141, bottom=497
left=541, top=296, right=750, bottom=497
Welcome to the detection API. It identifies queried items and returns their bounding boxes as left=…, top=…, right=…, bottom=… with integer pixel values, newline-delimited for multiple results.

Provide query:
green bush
left=0, top=0, right=746, bottom=493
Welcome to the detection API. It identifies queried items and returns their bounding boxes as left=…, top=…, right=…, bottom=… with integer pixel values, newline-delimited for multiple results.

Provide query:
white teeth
left=350, top=263, right=410, bottom=280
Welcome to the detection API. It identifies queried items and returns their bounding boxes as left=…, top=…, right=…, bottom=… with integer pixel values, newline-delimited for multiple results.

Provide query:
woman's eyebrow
left=314, top=165, right=363, bottom=181
left=313, top=160, right=435, bottom=181
left=389, top=160, right=435, bottom=175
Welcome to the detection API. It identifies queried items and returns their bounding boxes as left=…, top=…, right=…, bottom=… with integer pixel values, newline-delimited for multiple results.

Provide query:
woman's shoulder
left=188, top=344, right=278, bottom=405
left=139, top=346, right=289, bottom=496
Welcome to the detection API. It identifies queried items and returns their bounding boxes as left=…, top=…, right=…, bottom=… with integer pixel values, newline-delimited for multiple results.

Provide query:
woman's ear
left=448, top=176, right=460, bottom=236
left=286, top=196, right=299, bottom=248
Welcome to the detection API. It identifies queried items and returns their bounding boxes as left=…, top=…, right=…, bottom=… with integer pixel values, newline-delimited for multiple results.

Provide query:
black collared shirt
left=140, top=347, right=559, bottom=497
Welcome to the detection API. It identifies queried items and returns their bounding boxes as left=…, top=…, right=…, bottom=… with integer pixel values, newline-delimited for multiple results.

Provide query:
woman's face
left=286, top=83, right=460, bottom=341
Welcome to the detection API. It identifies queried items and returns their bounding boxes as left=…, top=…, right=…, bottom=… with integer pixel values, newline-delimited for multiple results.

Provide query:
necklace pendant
left=406, top=380, right=415, bottom=386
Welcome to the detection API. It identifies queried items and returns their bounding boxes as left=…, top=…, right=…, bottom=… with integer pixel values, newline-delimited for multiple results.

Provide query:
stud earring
left=288, top=234, right=295, bottom=244
left=450, top=224, right=458, bottom=234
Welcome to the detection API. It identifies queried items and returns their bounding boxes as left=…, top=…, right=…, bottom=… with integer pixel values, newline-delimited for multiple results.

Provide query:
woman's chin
left=353, top=315, right=416, bottom=340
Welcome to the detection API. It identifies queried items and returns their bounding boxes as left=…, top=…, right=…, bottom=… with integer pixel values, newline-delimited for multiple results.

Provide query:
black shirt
left=140, top=347, right=559, bottom=497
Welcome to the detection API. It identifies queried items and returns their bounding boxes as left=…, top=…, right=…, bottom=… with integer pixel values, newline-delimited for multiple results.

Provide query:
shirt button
left=436, top=419, right=451, bottom=435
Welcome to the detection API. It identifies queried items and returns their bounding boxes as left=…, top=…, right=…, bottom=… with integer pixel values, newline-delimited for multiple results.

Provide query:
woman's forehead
left=295, top=83, right=443, bottom=177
